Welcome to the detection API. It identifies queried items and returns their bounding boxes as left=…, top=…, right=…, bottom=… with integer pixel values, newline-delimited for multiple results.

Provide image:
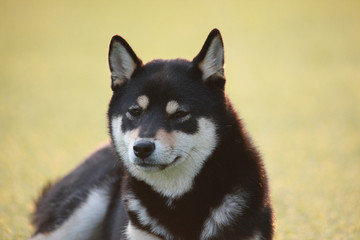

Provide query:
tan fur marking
left=166, top=100, right=179, bottom=115
left=127, top=127, right=140, bottom=143
left=137, top=95, right=149, bottom=110
left=155, top=129, right=175, bottom=149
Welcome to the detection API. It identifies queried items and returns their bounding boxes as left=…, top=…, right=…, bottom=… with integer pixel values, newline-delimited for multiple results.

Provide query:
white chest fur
left=126, top=222, right=161, bottom=240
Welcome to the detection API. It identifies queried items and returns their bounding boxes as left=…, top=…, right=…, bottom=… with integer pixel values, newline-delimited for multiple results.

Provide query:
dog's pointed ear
left=193, top=29, right=225, bottom=87
left=108, top=35, right=142, bottom=91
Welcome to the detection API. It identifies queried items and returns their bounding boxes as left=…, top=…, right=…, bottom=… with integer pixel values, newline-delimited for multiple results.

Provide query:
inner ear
left=108, top=35, right=142, bottom=90
left=193, top=29, right=225, bottom=83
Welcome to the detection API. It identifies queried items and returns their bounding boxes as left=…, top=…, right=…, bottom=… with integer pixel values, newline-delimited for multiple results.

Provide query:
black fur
left=30, top=29, right=274, bottom=240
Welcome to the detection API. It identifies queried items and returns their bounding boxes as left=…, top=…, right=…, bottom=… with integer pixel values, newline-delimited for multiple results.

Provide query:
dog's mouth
left=135, top=156, right=181, bottom=171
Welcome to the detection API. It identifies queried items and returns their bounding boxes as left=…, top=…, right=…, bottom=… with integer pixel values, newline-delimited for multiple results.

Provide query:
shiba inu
left=30, top=29, right=274, bottom=240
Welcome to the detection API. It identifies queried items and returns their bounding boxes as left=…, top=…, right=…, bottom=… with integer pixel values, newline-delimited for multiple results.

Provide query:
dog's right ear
left=108, top=35, right=142, bottom=91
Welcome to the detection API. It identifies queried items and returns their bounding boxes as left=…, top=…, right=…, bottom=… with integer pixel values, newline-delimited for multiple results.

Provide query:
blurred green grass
left=1, top=0, right=360, bottom=239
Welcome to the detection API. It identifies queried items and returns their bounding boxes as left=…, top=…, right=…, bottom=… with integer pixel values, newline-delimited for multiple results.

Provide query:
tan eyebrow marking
left=166, top=100, right=180, bottom=115
left=137, top=95, right=149, bottom=110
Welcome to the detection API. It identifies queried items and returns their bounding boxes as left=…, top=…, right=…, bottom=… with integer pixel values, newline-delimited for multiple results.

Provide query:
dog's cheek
left=175, top=118, right=218, bottom=161
left=111, top=116, right=132, bottom=160
left=111, top=116, right=124, bottom=150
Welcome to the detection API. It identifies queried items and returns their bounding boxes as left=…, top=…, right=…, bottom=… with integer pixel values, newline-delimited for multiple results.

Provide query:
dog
left=29, top=29, right=274, bottom=240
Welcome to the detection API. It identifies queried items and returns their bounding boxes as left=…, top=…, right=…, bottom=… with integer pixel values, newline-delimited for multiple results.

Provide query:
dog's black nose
left=133, top=140, right=155, bottom=159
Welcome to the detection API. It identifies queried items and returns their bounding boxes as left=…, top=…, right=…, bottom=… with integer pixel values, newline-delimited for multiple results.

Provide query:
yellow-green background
left=1, top=0, right=359, bottom=239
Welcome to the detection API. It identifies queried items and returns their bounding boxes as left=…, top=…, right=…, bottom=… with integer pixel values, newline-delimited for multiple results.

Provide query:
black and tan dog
left=30, top=29, right=274, bottom=240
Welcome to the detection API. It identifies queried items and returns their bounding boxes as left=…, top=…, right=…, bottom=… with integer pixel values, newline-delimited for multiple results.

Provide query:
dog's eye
left=128, top=107, right=142, bottom=117
left=171, top=110, right=190, bottom=119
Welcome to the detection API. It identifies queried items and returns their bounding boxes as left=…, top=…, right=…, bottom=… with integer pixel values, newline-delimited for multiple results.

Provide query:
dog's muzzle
left=132, top=139, right=180, bottom=171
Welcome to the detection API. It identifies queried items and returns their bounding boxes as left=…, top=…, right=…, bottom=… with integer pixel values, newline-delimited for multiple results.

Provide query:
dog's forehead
left=128, top=59, right=201, bottom=103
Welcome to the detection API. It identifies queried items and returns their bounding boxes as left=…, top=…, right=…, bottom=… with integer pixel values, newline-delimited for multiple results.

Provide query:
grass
left=1, top=0, right=360, bottom=239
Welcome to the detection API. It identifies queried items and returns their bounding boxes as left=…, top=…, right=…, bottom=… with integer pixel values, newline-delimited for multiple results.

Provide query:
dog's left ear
left=193, top=29, right=225, bottom=88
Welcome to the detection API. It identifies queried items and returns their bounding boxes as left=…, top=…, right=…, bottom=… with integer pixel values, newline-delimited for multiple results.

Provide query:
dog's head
left=108, top=29, right=228, bottom=198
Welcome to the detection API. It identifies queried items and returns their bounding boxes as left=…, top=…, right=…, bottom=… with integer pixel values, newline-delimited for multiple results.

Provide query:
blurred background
left=1, top=0, right=359, bottom=239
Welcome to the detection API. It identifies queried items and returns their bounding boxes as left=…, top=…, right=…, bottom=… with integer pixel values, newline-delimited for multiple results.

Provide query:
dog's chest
left=126, top=222, right=161, bottom=240
left=123, top=187, right=248, bottom=240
